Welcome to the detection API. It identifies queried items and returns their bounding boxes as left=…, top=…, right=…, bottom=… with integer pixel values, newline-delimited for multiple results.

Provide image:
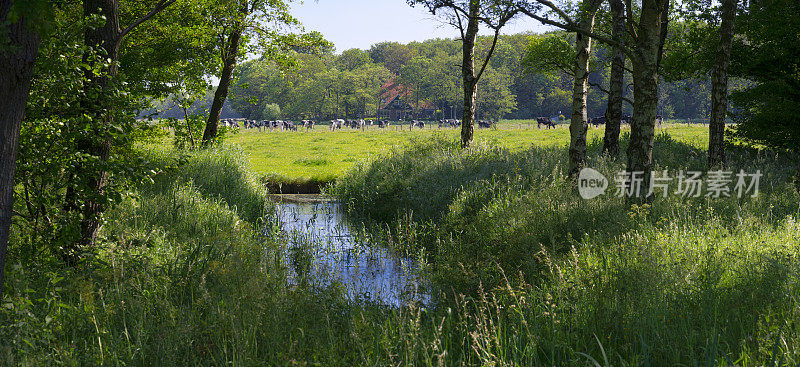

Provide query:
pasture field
left=230, top=120, right=709, bottom=181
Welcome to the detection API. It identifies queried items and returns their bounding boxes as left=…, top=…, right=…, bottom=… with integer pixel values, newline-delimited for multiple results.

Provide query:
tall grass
left=331, top=133, right=800, bottom=364
left=2, top=138, right=799, bottom=365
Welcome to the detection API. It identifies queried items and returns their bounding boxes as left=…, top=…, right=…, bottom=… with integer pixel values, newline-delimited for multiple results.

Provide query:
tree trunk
left=202, top=28, right=242, bottom=145
left=568, top=0, right=601, bottom=176
left=627, top=63, right=659, bottom=193
left=626, top=0, right=670, bottom=201
left=602, top=0, right=626, bottom=157
left=708, top=0, right=736, bottom=168
left=68, top=0, right=171, bottom=262
left=61, top=0, right=124, bottom=264
left=0, top=0, right=40, bottom=301
left=460, top=1, right=480, bottom=148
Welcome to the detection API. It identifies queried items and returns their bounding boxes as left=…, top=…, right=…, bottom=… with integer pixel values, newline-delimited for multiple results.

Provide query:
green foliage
left=231, top=53, right=393, bottom=120
left=262, top=102, right=282, bottom=120
left=730, top=0, right=800, bottom=152
left=224, top=31, right=725, bottom=122
left=522, top=33, right=576, bottom=75
left=166, top=116, right=203, bottom=150
left=336, top=48, right=371, bottom=71
left=13, top=5, right=164, bottom=263
left=477, top=66, right=517, bottom=121
left=368, top=41, right=417, bottom=73
left=4, top=146, right=278, bottom=365
left=120, top=0, right=217, bottom=99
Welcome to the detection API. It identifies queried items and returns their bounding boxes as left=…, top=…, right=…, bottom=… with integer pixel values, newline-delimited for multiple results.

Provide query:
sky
left=289, top=0, right=552, bottom=52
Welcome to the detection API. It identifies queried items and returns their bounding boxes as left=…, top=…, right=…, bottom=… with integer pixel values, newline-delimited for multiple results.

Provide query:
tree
left=566, top=0, right=603, bottom=176
left=59, top=0, right=176, bottom=263
left=602, top=0, right=626, bottom=157
left=336, top=48, right=371, bottom=71
left=201, top=0, right=325, bottom=144
left=426, top=53, right=462, bottom=119
left=409, top=0, right=520, bottom=148
left=707, top=0, right=737, bottom=167
left=476, top=66, right=517, bottom=121
left=399, top=56, right=433, bottom=118
left=262, top=103, right=281, bottom=120
left=521, top=0, right=671, bottom=199
left=0, top=0, right=43, bottom=301
left=729, top=0, right=800, bottom=155
left=229, top=58, right=291, bottom=118
left=368, top=41, right=416, bottom=74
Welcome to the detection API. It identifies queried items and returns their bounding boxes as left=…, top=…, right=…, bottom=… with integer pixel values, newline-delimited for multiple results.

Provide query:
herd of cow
left=218, top=114, right=661, bottom=132
left=536, top=113, right=662, bottom=129
left=218, top=118, right=495, bottom=131
left=588, top=114, right=634, bottom=127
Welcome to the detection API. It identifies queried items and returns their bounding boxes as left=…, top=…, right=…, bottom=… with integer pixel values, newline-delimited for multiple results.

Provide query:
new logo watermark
left=578, top=168, right=609, bottom=199
left=578, top=168, right=762, bottom=199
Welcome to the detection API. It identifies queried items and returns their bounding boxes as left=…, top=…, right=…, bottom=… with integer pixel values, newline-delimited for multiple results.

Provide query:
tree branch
left=476, top=26, right=501, bottom=82
left=120, top=0, right=176, bottom=39
left=518, top=6, right=634, bottom=59
left=532, top=0, right=576, bottom=25
left=588, top=80, right=633, bottom=105
left=623, top=0, right=638, bottom=41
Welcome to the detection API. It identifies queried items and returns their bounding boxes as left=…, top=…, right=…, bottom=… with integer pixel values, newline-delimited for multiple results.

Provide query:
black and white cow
left=536, top=117, right=556, bottom=129
left=329, top=119, right=344, bottom=131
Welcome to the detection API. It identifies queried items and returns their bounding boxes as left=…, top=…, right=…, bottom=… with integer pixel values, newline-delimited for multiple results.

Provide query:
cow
left=410, top=120, right=424, bottom=130
left=536, top=117, right=556, bottom=129
left=590, top=116, right=606, bottom=126
left=477, top=120, right=492, bottom=128
left=330, top=119, right=344, bottom=131
left=302, top=120, right=315, bottom=131
left=438, top=119, right=459, bottom=128
left=377, top=120, right=388, bottom=128
left=282, top=120, right=297, bottom=131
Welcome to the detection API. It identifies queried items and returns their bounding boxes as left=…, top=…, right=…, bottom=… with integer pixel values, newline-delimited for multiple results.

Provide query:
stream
left=274, top=198, right=428, bottom=306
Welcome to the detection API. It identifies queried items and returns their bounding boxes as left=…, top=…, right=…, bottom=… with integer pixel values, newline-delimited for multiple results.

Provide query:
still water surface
left=275, top=200, right=428, bottom=306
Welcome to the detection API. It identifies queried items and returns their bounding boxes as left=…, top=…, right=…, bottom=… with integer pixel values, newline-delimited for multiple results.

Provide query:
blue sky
left=290, top=0, right=551, bottom=52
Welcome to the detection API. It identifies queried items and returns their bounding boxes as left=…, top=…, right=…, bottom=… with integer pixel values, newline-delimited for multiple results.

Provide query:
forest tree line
left=221, top=32, right=730, bottom=122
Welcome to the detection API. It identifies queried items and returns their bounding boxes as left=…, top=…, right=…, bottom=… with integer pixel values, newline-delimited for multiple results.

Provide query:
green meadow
left=231, top=120, right=709, bottom=181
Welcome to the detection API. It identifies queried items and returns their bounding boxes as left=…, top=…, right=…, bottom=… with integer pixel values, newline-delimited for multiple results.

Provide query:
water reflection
left=275, top=200, right=428, bottom=306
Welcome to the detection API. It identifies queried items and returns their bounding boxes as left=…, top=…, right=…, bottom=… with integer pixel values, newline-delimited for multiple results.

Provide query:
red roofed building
left=377, top=77, right=436, bottom=120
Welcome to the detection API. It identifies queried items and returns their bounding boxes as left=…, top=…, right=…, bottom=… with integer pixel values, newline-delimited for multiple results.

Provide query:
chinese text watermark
left=579, top=168, right=761, bottom=200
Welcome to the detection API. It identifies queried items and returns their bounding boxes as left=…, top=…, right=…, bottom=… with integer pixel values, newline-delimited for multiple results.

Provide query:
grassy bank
left=332, top=133, right=800, bottom=364
left=1, top=147, right=378, bottom=365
